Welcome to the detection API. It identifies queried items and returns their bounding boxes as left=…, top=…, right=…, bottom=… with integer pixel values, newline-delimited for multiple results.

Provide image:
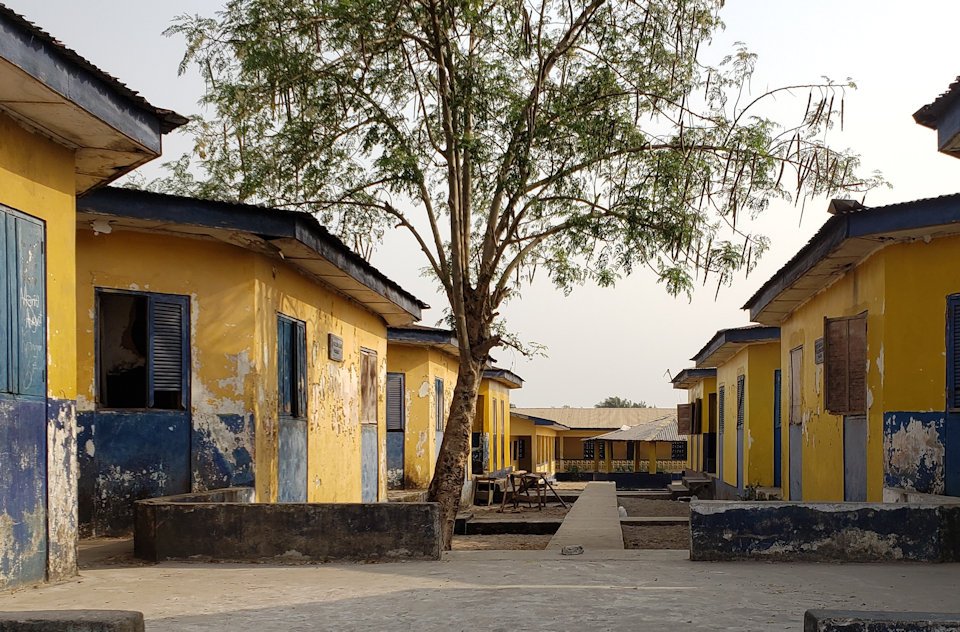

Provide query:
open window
left=97, top=290, right=189, bottom=410
left=278, top=315, right=307, bottom=419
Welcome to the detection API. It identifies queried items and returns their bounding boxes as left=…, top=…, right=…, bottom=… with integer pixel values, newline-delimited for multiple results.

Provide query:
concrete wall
left=690, top=501, right=960, bottom=562
left=804, top=609, right=960, bottom=631
left=0, top=112, right=78, bottom=589
left=134, top=491, right=441, bottom=562
left=76, top=225, right=392, bottom=535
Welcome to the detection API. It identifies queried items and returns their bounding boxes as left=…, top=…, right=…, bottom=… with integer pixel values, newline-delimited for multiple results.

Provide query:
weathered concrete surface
left=548, top=482, right=623, bottom=550
left=691, top=501, right=960, bottom=562
left=0, top=552, right=958, bottom=631
left=0, top=610, right=143, bottom=632
left=135, top=493, right=440, bottom=562
left=805, top=609, right=960, bottom=631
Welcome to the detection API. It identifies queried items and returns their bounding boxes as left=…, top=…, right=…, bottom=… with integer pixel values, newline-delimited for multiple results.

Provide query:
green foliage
left=595, top=396, right=649, bottom=408
left=162, top=0, right=882, bottom=350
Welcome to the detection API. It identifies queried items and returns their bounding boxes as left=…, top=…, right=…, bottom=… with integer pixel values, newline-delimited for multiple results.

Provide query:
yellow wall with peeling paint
left=475, top=378, right=517, bottom=472
left=386, top=343, right=458, bottom=489
left=0, top=113, right=76, bottom=401
left=76, top=226, right=390, bottom=504
left=716, top=343, right=780, bottom=491
left=779, top=251, right=886, bottom=501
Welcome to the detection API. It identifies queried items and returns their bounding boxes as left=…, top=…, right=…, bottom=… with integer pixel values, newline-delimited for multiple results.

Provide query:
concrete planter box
left=690, top=501, right=960, bottom=562
left=135, top=488, right=441, bottom=563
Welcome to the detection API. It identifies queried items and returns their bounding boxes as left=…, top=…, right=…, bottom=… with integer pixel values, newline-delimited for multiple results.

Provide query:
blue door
left=277, top=316, right=307, bottom=502
left=773, top=369, right=782, bottom=488
left=434, top=378, right=445, bottom=466
left=386, top=372, right=404, bottom=489
left=0, top=208, right=48, bottom=588
left=843, top=415, right=867, bottom=501
left=361, top=425, right=379, bottom=502
left=360, top=349, right=379, bottom=502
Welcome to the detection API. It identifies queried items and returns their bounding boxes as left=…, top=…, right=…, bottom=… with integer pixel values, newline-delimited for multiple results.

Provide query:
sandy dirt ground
left=616, top=497, right=690, bottom=517
left=468, top=503, right=569, bottom=519
left=621, top=524, right=690, bottom=549
left=451, top=534, right=552, bottom=551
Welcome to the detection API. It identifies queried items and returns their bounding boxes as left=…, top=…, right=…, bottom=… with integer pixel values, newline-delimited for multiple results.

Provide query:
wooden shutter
left=949, top=295, right=960, bottom=411
left=736, top=374, right=745, bottom=428
left=294, top=320, right=307, bottom=417
left=718, top=386, right=725, bottom=433
left=360, top=349, right=378, bottom=424
left=278, top=318, right=292, bottom=417
left=824, top=314, right=867, bottom=415
left=435, top=378, right=444, bottom=431
left=677, top=403, right=693, bottom=435
left=386, top=372, right=404, bottom=430
left=11, top=214, right=45, bottom=396
left=150, top=295, right=188, bottom=406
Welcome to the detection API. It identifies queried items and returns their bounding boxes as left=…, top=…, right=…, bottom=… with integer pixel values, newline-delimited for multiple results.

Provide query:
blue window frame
left=948, top=294, right=960, bottom=411
left=97, top=289, right=189, bottom=409
left=0, top=207, right=45, bottom=398
left=278, top=315, right=307, bottom=419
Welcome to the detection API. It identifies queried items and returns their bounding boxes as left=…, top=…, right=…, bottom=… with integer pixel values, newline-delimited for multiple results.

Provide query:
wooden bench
left=472, top=467, right=514, bottom=505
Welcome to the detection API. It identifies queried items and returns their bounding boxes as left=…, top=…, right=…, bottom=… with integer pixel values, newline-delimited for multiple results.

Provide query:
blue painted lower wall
left=191, top=413, right=254, bottom=490
left=0, top=394, right=47, bottom=590
left=386, top=431, right=404, bottom=489
left=883, top=412, right=960, bottom=496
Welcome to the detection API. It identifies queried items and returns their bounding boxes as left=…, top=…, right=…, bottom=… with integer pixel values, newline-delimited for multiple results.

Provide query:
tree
left=595, top=397, right=648, bottom=408
left=166, top=0, right=880, bottom=547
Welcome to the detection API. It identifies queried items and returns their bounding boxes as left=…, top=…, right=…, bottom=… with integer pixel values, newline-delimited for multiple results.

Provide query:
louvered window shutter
left=386, top=372, right=405, bottom=430
left=736, top=375, right=745, bottom=428
left=435, top=378, right=444, bottom=431
left=718, top=386, right=725, bottom=433
left=773, top=369, right=782, bottom=429
left=150, top=296, right=188, bottom=407
left=948, top=296, right=960, bottom=411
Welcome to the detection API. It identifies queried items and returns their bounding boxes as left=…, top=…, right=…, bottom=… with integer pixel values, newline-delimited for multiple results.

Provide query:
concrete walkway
left=548, top=481, right=624, bottom=550
left=2, top=551, right=959, bottom=631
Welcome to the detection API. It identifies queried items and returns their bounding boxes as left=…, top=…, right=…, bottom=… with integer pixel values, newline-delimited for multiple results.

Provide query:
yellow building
left=471, top=369, right=523, bottom=474
left=385, top=327, right=459, bottom=490
left=744, top=196, right=960, bottom=501
left=670, top=368, right=717, bottom=475
left=74, top=187, right=425, bottom=535
left=508, top=413, right=568, bottom=475
left=0, top=7, right=182, bottom=590
left=688, top=326, right=781, bottom=499
left=511, top=408, right=685, bottom=475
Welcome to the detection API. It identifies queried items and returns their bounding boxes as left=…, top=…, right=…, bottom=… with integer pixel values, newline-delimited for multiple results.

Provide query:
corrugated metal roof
left=512, top=407, right=676, bottom=429
left=586, top=417, right=686, bottom=442
left=914, top=76, right=960, bottom=129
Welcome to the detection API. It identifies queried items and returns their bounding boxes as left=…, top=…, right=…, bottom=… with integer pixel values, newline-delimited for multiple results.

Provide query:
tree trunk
left=428, top=354, right=482, bottom=549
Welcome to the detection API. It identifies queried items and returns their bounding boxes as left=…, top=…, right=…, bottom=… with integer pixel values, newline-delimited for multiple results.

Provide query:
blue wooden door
left=0, top=209, right=47, bottom=588
left=360, top=349, right=379, bottom=502
left=843, top=415, right=867, bottom=501
left=789, top=347, right=803, bottom=500
left=385, top=372, right=404, bottom=489
left=277, top=316, right=308, bottom=502
left=773, top=369, right=782, bottom=488
left=434, top=378, right=445, bottom=466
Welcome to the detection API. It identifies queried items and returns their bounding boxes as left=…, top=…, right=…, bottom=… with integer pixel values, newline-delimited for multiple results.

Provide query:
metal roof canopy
left=510, top=412, right=570, bottom=431
left=744, top=194, right=960, bottom=325
left=483, top=368, right=524, bottom=389
left=585, top=417, right=686, bottom=443
left=692, top=325, right=780, bottom=368
left=914, top=76, right=960, bottom=158
left=0, top=5, right=185, bottom=193
left=670, top=367, right=717, bottom=390
left=77, top=187, right=427, bottom=326
left=388, top=326, right=459, bottom=356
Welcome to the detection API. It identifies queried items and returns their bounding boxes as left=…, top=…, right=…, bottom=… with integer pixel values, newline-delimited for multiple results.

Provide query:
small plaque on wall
left=815, top=338, right=824, bottom=365
left=328, top=333, right=344, bottom=361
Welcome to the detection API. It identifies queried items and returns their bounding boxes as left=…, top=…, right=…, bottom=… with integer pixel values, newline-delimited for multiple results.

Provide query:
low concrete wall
left=690, top=501, right=960, bottom=562
left=0, top=611, right=143, bottom=631
left=135, top=488, right=441, bottom=562
left=805, top=609, right=960, bottom=631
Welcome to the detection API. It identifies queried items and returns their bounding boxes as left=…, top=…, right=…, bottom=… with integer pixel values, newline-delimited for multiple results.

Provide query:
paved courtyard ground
left=2, top=550, right=958, bottom=631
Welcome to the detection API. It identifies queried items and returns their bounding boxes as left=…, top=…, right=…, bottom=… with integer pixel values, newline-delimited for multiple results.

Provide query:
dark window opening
left=583, top=440, right=605, bottom=460
left=98, top=291, right=188, bottom=410
left=278, top=316, right=307, bottom=419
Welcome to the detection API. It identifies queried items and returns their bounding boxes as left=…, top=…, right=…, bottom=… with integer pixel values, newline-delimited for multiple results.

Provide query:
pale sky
left=11, top=1, right=960, bottom=407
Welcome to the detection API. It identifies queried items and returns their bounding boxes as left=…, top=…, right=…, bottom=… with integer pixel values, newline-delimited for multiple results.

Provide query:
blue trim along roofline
left=914, top=76, right=960, bottom=130
left=743, top=193, right=960, bottom=323
left=671, top=368, right=717, bottom=389
left=78, top=187, right=427, bottom=323
left=691, top=325, right=781, bottom=367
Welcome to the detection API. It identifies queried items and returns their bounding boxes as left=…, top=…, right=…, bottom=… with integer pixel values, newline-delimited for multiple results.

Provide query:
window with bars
left=386, top=372, right=404, bottom=431
left=98, top=290, right=189, bottom=410
left=583, top=440, right=606, bottom=460
left=672, top=441, right=688, bottom=460
left=736, top=374, right=745, bottom=428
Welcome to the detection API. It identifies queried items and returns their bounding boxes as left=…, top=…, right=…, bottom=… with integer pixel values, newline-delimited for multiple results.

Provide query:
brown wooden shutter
left=824, top=314, right=867, bottom=415
left=677, top=403, right=693, bottom=435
